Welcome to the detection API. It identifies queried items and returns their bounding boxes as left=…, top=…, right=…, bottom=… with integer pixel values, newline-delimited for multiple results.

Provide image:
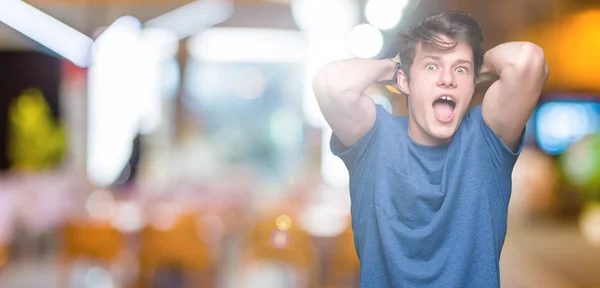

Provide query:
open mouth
left=432, top=95, right=456, bottom=123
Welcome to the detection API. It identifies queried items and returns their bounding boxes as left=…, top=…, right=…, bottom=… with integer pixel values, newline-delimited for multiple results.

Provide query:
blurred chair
left=324, top=217, right=360, bottom=288
left=60, top=220, right=125, bottom=287
left=237, top=211, right=318, bottom=288
left=137, top=212, right=214, bottom=288
left=0, top=243, right=6, bottom=268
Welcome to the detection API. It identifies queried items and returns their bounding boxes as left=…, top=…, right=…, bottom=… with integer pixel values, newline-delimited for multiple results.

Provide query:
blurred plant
left=560, top=133, right=600, bottom=202
left=7, top=88, right=66, bottom=171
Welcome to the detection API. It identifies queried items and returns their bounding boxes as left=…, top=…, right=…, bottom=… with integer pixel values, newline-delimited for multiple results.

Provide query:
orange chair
left=60, top=220, right=125, bottom=287
left=0, top=243, right=6, bottom=268
left=137, top=212, right=214, bottom=288
left=62, top=221, right=124, bottom=262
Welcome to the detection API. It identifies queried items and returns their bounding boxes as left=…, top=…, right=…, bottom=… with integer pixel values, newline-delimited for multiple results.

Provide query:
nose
left=437, top=68, right=456, bottom=88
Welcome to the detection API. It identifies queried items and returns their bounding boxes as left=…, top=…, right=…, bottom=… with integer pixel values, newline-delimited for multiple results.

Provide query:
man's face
left=398, top=37, right=475, bottom=146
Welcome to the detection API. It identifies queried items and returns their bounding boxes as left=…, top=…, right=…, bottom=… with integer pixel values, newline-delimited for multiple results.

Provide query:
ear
left=397, top=69, right=410, bottom=95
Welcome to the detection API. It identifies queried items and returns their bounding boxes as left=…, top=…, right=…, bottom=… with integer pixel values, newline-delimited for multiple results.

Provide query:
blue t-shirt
left=330, top=105, right=524, bottom=288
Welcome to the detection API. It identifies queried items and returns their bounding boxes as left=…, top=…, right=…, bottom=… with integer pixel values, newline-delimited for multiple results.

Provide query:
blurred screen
left=535, top=98, right=600, bottom=155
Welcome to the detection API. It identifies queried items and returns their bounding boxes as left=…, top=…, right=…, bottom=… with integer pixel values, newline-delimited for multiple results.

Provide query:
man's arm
left=480, top=42, right=549, bottom=151
left=312, top=58, right=397, bottom=148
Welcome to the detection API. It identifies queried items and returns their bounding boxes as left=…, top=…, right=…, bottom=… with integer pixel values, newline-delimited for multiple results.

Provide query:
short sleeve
left=330, top=104, right=389, bottom=172
left=469, top=105, right=526, bottom=169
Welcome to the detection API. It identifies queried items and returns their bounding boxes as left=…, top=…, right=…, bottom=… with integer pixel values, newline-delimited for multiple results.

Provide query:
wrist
left=477, top=54, right=499, bottom=83
left=376, top=58, right=401, bottom=85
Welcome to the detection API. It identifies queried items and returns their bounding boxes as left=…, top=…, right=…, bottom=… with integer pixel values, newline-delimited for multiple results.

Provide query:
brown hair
left=398, top=11, right=485, bottom=82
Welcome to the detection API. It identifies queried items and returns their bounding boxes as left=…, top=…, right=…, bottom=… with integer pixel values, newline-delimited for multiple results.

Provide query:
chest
left=372, top=141, right=505, bottom=223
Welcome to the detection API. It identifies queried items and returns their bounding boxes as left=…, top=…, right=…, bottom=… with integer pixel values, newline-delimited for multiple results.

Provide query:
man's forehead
left=415, top=41, right=473, bottom=62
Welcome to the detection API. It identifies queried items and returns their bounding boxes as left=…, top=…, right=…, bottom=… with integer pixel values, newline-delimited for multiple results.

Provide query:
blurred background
left=0, top=0, right=599, bottom=287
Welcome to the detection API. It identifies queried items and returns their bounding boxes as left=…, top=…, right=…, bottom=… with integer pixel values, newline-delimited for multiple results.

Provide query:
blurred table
left=501, top=219, right=600, bottom=288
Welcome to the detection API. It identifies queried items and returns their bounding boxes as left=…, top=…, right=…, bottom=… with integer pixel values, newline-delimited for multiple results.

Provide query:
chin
left=428, top=124, right=458, bottom=143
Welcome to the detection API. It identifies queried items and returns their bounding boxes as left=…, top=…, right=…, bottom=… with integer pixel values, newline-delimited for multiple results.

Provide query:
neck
left=407, top=116, right=450, bottom=147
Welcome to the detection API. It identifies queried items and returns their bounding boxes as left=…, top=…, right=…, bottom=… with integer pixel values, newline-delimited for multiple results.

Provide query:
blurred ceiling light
left=291, top=0, right=359, bottom=33
left=365, top=0, right=408, bottom=30
left=137, top=27, right=179, bottom=61
left=87, top=16, right=142, bottom=187
left=88, top=18, right=179, bottom=187
left=292, top=0, right=359, bottom=129
left=0, top=0, right=93, bottom=67
left=94, top=15, right=141, bottom=47
left=145, top=0, right=233, bottom=40
left=188, top=28, right=307, bottom=63
left=348, top=23, right=383, bottom=58
left=134, top=28, right=177, bottom=135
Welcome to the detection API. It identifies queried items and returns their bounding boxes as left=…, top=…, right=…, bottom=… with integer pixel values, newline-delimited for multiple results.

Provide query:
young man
left=313, top=11, right=548, bottom=287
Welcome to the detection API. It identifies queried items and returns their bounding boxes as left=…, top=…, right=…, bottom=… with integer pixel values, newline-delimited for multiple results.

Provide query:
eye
left=426, top=64, right=437, bottom=70
left=455, top=67, right=467, bottom=73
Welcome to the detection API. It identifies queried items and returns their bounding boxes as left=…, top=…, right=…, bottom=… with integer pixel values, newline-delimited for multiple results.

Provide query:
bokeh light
left=536, top=102, right=600, bottom=155
left=149, top=202, right=180, bottom=231
left=365, top=0, right=408, bottom=30
left=385, top=85, right=401, bottom=94
left=271, top=230, right=290, bottom=249
left=561, top=134, right=600, bottom=197
left=579, top=202, right=600, bottom=248
left=275, top=215, right=292, bottom=231
left=348, top=24, right=383, bottom=58
left=109, top=202, right=144, bottom=233
left=291, top=0, right=359, bottom=33
left=85, top=189, right=115, bottom=220
left=85, top=266, right=114, bottom=288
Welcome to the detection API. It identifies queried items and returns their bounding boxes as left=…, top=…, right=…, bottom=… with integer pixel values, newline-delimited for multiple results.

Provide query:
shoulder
left=463, top=105, right=484, bottom=125
left=458, top=104, right=525, bottom=166
left=330, top=104, right=403, bottom=169
left=451, top=105, right=484, bottom=139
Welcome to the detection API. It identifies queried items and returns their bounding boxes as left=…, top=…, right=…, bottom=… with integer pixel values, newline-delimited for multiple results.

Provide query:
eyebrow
left=420, top=55, right=473, bottom=67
